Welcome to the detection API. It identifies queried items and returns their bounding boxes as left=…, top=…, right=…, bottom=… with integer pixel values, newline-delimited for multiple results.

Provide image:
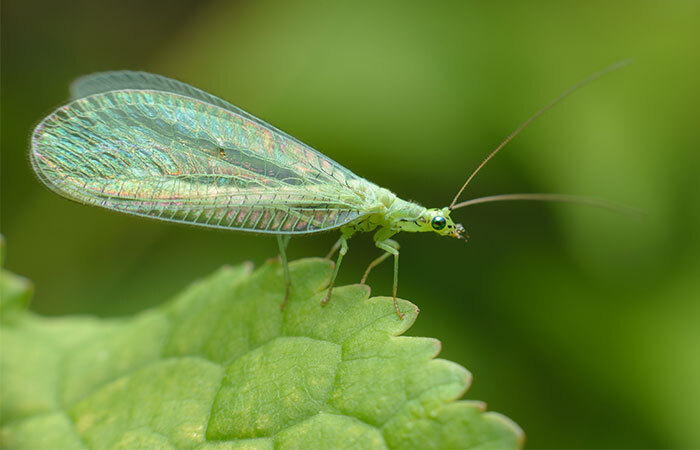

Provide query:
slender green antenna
left=449, top=59, right=632, bottom=209
left=451, top=193, right=643, bottom=217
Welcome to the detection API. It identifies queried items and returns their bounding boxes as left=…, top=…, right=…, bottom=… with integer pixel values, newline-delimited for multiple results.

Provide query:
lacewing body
left=31, top=66, right=627, bottom=318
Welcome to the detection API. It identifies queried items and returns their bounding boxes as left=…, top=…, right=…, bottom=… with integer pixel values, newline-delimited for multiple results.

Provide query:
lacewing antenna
left=451, top=193, right=643, bottom=217
left=449, top=59, right=632, bottom=209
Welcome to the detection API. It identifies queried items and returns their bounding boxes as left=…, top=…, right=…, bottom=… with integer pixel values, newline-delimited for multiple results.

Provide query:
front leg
left=370, top=227, right=403, bottom=319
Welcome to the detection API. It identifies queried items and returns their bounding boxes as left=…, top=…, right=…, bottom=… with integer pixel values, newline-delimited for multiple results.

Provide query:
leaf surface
left=0, top=254, right=523, bottom=449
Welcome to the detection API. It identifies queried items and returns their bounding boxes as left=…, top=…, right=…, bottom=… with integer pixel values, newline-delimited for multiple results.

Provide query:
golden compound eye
left=431, top=216, right=446, bottom=230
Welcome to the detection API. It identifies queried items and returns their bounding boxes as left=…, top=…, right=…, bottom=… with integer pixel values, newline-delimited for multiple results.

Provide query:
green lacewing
left=31, top=62, right=629, bottom=318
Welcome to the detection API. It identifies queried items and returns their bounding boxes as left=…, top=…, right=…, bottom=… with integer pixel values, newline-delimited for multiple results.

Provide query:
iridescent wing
left=31, top=78, right=373, bottom=234
left=70, top=71, right=311, bottom=151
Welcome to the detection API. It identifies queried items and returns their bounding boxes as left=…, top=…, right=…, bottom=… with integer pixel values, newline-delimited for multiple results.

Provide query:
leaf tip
left=484, top=410, right=527, bottom=447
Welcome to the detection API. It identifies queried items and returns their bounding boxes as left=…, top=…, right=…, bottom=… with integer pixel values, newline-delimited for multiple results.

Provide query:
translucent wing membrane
left=70, top=71, right=314, bottom=153
left=32, top=88, right=369, bottom=233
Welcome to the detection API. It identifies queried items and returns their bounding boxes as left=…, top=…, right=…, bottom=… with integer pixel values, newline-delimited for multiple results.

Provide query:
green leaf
left=0, top=236, right=33, bottom=322
left=0, top=256, right=523, bottom=449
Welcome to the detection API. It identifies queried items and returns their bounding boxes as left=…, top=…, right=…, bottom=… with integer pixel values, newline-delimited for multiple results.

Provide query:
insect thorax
left=341, top=179, right=425, bottom=234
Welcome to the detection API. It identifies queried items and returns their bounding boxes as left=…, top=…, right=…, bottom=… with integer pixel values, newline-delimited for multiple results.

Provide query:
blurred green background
left=2, top=0, right=699, bottom=448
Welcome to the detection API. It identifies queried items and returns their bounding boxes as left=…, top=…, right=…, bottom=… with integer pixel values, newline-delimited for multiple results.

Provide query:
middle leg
left=360, top=238, right=399, bottom=284
left=322, top=228, right=355, bottom=306
left=325, top=237, right=342, bottom=260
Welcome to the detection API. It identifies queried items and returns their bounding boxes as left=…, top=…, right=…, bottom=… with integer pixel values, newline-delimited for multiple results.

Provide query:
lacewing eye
left=431, top=216, right=446, bottom=230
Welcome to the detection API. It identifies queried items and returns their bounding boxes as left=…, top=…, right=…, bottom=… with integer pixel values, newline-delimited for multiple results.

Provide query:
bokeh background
left=2, top=1, right=699, bottom=448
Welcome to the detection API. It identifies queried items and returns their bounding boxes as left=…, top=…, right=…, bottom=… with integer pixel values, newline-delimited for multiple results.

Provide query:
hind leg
left=277, top=235, right=292, bottom=310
